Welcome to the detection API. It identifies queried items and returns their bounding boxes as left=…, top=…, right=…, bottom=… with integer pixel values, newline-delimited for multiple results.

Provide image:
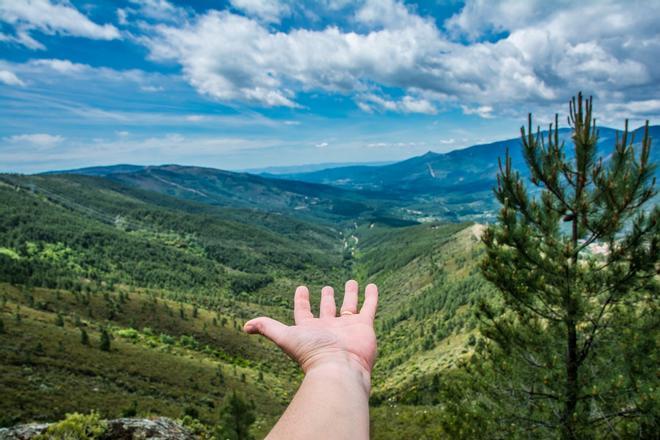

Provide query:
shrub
left=99, top=328, right=111, bottom=352
left=80, top=328, right=89, bottom=346
left=35, top=411, right=107, bottom=440
left=115, top=328, right=139, bottom=341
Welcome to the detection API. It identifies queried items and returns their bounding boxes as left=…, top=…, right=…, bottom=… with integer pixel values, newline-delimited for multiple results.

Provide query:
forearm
left=266, top=359, right=371, bottom=440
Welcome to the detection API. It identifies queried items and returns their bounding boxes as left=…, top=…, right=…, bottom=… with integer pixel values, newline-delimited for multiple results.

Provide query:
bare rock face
left=0, top=418, right=194, bottom=439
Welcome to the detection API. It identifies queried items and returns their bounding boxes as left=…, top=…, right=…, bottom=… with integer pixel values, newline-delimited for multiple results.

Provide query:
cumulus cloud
left=142, top=1, right=443, bottom=109
left=135, top=0, right=659, bottom=119
left=0, top=69, right=25, bottom=86
left=229, top=0, right=290, bottom=23
left=0, top=0, right=120, bottom=49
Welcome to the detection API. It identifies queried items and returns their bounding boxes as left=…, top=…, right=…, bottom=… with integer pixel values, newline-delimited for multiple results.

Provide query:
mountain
left=43, top=164, right=409, bottom=226
left=242, top=160, right=394, bottom=175
left=42, top=164, right=147, bottom=176
left=274, top=125, right=660, bottom=222
left=281, top=125, right=659, bottom=191
left=41, top=124, right=657, bottom=225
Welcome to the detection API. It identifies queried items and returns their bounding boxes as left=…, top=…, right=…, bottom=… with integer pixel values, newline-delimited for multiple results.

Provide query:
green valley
left=0, top=171, right=488, bottom=438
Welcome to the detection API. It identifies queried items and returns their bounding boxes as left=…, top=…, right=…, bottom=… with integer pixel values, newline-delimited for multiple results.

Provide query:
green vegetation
left=99, top=328, right=111, bottom=352
left=34, top=412, right=107, bottom=440
left=445, top=95, right=659, bottom=439
left=215, top=393, right=256, bottom=440
left=0, top=104, right=656, bottom=438
left=0, top=170, right=485, bottom=437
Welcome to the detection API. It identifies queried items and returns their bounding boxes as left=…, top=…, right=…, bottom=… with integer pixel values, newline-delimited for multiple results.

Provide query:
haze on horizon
left=1, top=0, right=659, bottom=174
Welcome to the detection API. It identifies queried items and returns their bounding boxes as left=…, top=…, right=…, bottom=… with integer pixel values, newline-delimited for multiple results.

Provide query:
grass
left=0, top=171, right=500, bottom=438
left=0, top=283, right=295, bottom=437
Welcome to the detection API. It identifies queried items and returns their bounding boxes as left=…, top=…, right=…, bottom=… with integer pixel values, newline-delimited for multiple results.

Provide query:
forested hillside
left=0, top=172, right=489, bottom=438
left=1, top=109, right=656, bottom=439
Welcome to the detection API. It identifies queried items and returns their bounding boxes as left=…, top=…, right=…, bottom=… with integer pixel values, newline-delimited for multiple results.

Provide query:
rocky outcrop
left=0, top=417, right=193, bottom=439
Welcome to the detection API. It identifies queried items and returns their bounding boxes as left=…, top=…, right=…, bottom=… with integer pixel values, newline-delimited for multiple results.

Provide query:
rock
left=101, top=418, right=193, bottom=440
left=0, top=418, right=194, bottom=440
left=0, top=423, right=50, bottom=440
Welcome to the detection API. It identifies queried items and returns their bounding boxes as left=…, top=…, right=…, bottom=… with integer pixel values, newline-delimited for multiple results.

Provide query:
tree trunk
left=561, top=218, right=580, bottom=439
left=562, top=317, right=579, bottom=439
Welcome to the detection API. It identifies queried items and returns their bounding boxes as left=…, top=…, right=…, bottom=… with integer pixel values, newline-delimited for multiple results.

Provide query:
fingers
left=319, top=286, right=336, bottom=318
left=360, top=283, right=378, bottom=321
left=294, top=285, right=313, bottom=324
left=244, top=317, right=288, bottom=346
left=340, top=279, right=359, bottom=315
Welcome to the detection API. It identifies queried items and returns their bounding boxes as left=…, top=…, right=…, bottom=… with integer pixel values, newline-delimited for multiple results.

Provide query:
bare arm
left=244, top=280, right=378, bottom=440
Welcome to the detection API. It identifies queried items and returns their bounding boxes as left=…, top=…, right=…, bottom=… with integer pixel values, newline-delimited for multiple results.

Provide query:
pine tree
left=80, top=328, right=89, bottom=346
left=99, top=328, right=111, bottom=352
left=55, top=313, right=64, bottom=327
left=479, top=93, right=658, bottom=438
left=215, top=392, right=255, bottom=440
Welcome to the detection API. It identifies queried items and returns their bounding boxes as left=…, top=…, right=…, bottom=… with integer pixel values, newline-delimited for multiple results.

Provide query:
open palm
left=244, top=280, right=378, bottom=375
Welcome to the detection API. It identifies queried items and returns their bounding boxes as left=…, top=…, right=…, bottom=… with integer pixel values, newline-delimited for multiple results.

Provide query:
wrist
left=302, top=353, right=372, bottom=394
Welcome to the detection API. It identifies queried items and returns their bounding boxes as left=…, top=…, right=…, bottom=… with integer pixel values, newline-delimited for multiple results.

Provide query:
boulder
left=0, top=417, right=194, bottom=439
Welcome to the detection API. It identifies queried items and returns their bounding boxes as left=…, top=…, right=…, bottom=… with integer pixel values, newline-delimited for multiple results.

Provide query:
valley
left=0, top=164, right=487, bottom=437
left=1, top=124, right=657, bottom=438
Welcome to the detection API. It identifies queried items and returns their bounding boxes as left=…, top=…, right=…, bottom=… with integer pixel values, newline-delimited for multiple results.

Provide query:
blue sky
left=1, top=0, right=659, bottom=173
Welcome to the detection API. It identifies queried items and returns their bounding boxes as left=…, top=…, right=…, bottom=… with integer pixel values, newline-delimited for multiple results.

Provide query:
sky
left=0, top=0, right=659, bottom=173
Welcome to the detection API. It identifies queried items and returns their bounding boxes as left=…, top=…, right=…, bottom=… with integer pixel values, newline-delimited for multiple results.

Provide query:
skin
left=244, top=280, right=378, bottom=440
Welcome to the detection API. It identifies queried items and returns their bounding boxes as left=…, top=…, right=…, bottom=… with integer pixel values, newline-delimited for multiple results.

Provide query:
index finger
left=359, top=283, right=378, bottom=321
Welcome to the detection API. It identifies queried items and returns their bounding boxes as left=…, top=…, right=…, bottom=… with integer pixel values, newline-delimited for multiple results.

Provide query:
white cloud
left=1, top=133, right=286, bottom=170
left=315, top=141, right=329, bottom=148
left=357, top=93, right=437, bottom=114
left=140, top=85, right=164, bottom=92
left=30, top=58, right=87, bottom=74
left=137, top=0, right=660, bottom=120
left=0, top=69, right=25, bottom=86
left=461, top=105, right=494, bottom=119
left=6, top=133, right=64, bottom=147
left=142, top=3, right=443, bottom=109
left=365, top=140, right=426, bottom=148
left=354, top=0, right=421, bottom=29
left=229, top=0, right=290, bottom=23
left=124, top=0, right=189, bottom=24
left=400, top=96, right=436, bottom=114
left=117, top=8, right=128, bottom=25
left=0, top=0, right=120, bottom=49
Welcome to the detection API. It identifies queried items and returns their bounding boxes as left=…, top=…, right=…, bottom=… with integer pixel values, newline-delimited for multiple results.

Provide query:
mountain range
left=0, top=123, right=657, bottom=437
left=47, top=124, right=659, bottom=223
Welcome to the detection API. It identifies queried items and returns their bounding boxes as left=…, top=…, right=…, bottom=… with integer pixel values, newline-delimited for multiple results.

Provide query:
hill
left=41, top=165, right=407, bottom=225
left=0, top=172, right=491, bottom=437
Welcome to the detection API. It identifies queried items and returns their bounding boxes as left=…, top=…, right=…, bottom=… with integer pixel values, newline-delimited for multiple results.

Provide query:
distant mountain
left=39, top=124, right=658, bottom=224
left=242, top=160, right=394, bottom=175
left=272, top=125, right=659, bottom=222
left=45, top=164, right=408, bottom=225
left=280, top=125, right=659, bottom=192
left=42, top=164, right=147, bottom=176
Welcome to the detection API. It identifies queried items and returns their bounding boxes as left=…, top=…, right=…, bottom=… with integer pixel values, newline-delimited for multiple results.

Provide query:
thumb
left=244, top=317, right=288, bottom=346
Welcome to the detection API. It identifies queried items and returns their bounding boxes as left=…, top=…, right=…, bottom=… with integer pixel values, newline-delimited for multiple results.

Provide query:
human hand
left=244, top=280, right=378, bottom=381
